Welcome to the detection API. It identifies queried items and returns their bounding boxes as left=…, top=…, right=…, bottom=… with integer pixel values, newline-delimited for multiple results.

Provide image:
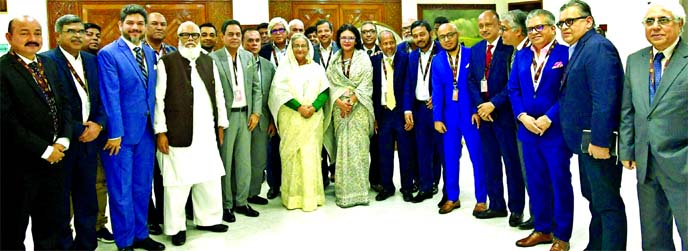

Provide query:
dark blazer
left=312, top=42, right=340, bottom=69
left=467, top=37, right=515, bottom=127
left=1, top=52, right=72, bottom=171
left=371, top=47, right=409, bottom=119
left=42, top=48, right=106, bottom=151
left=508, top=43, right=569, bottom=145
left=403, top=40, right=441, bottom=112
left=559, top=29, right=624, bottom=154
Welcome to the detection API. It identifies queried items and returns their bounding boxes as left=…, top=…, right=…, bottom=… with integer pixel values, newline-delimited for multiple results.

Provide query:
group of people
left=1, top=0, right=686, bottom=251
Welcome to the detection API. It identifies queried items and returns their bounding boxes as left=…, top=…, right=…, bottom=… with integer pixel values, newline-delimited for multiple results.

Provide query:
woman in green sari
left=268, top=34, right=332, bottom=211
left=326, top=24, right=375, bottom=208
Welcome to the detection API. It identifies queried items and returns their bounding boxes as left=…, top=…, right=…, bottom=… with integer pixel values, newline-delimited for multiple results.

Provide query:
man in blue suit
left=468, top=10, right=525, bottom=226
left=97, top=4, right=165, bottom=251
left=403, top=20, right=443, bottom=203
left=42, top=14, right=105, bottom=251
left=558, top=1, right=626, bottom=250
left=509, top=10, right=573, bottom=251
left=370, top=30, right=416, bottom=202
left=432, top=23, right=486, bottom=215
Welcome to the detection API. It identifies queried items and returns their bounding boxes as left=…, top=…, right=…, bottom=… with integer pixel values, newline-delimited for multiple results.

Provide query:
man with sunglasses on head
left=558, top=1, right=627, bottom=250
left=620, top=1, right=687, bottom=250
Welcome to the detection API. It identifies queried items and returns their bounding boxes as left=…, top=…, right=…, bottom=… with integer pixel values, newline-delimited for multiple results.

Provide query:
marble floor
left=25, top=146, right=680, bottom=251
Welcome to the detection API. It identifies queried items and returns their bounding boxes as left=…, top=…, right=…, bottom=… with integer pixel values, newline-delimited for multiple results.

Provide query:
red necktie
left=483, top=44, right=494, bottom=99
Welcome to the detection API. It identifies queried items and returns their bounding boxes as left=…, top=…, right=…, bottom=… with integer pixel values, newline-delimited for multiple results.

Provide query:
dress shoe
left=222, top=209, right=236, bottom=223
left=411, top=183, right=419, bottom=193
left=509, top=213, right=524, bottom=227
left=550, top=239, right=570, bottom=251
left=438, top=200, right=461, bottom=214
left=118, top=247, right=133, bottom=251
left=148, top=224, right=162, bottom=235
left=436, top=195, right=447, bottom=208
left=96, top=228, right=115, bottom=243
left=266, top=189, right=280, bottom=199
left=132, top=237, right=166, bottom=251
left=375, top=190, right=394, bottom=201
left=171, top=231, right=186, bottom=246
left=519, top=217, right=534, bottom=230
left=475, top=209, right=508, bottom=219
left=431, top=184, right=439, bottom=195
left=371, top=184, right=384, bottom=193
left=234, top=205, right=260, bottom=217
left=411, top=191, right=433, bottom=203
left=196, top=224, right=228, bottom=232
left=402, top=192, right=413, bottom=202
left=515, top=231, right=553, bottom=247
left=247, top=195, right=269, bottom=205
left=472, top=203, right=488, bottom=217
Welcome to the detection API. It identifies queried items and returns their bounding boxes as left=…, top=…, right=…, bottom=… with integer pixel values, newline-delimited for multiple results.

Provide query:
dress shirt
left=415, top=42, right=435, bottom=101
left=59, top=46, right=90, bottom=123
left=652, top=37, right=680, bottom=75
left=529, top=39, right=556, bottom=91
left=226, top=48, right=247, bottom=108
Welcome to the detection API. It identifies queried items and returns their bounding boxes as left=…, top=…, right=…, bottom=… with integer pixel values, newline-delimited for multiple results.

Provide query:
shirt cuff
left=517, top=112, right=527, bottom=120
left=55, top=137, right=70, bottom=150
left=404, top=110, right=412, bottom=115
left=109, top=137, right=122, bottom=141
left=41, top=146, right=54, bottom=160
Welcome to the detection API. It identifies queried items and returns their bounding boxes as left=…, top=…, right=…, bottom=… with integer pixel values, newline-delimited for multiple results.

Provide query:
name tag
left=452, top=87, right=459, bottom=102
left=480, top=78, right=488, bottom=93
left=234, top=90, right=244, bottom=102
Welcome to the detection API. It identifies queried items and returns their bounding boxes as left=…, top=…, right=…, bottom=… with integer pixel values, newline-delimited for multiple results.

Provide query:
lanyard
left=447, top=49, right=460, bottom=87
left=64, top=55, right=89, bottom=95
left=320, top=46, right=333, bottom=70
left=231, top=56, right=239, bottom=86
left=342, top=57, right=352, bottom=79
left=12, top=51, right=50, bottom=93
left=419, top=50, right=435, bottom=82
left=531, top=41, right=557, bottom=85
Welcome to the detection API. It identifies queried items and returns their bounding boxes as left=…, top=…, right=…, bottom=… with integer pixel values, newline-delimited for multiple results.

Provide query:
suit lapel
left=650, top=40, right=688, bottom=113
left=634, top=49, right=652, bottom=110
left=13, top=58, right=49, bottom=106
left=215, top=49, right=233, bottom=92
left=117, top=38, right=146, bottom=83
left=239, top=51, right=252, bottom=95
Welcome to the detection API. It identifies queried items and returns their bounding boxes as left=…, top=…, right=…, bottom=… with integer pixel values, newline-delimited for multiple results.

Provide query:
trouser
left=250, top=123, right=269, bottom=196
left=480, top=121, right=525, bottom=214
left=59, top=141, right=98, bottom=250
left=163, top=179, right=223, bottom=235
left=377, top=108, right=416, bottom=194
left=95, top=155, right=109, bottom=231
left=413, top=102, right=444, bottom=193
left=220, top=110, right=252, bottom=208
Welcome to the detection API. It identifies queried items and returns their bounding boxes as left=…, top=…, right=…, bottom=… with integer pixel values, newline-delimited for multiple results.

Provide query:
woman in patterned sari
left=326, top=24, right=375, bottom=208
left=268, top=34, right=332, bottom=211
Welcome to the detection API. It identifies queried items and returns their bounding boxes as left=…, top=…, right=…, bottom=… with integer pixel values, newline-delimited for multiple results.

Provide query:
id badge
left=452, top=87, right=459, bottom=101
left=480, top=78, right=488, bottom=92
left=234, top=90, right=244, bottom=102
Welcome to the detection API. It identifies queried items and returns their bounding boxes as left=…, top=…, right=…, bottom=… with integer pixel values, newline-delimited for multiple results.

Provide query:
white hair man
left=288, top=18, right=304, bottom=39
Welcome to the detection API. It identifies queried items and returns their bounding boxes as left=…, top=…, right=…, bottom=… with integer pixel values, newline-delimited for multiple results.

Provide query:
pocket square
left=466, top=63, right=470, bottom=68
left=552, top=61, right=564, bottom=69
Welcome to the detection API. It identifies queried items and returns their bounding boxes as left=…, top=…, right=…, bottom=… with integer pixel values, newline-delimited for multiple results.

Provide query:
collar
left=59, top=46, right=81, bottom=62
left=383, top=53, right=395, bottom=62
left=420, top=42, right=435, bottom=55
left=530, top=39, right=556, bottom=55
left=274, top=42, right=288, bottom=52
left=487, top=37, right=500, bottom=48
left=321, top=41, right=333, bottom=51
left=652, top=37, right=680, bottom=60
left=16, top=52, right=37, bottom=64
left=364, top=44, right=377, bottom=51
left=517, top=37, right=529, bottom=51
left=122, top=37, right=142, bottom=50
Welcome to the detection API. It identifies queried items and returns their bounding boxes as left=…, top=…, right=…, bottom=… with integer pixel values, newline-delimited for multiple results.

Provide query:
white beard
left=179, top=44, right=202, bottom=61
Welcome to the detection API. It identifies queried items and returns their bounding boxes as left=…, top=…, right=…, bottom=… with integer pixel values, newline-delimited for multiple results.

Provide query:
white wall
left=0, top=0, right=49, bottom=55
left=233, top=0, right=269, bottom=25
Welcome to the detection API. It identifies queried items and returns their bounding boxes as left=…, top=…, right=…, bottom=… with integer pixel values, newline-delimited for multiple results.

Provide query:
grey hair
left=526, top=9, right=557, bottom=26
left=290, top=33, right=309, bottom=47
left=502, top=9, right=528, bottom=36
left=288, top=19, right=304, bottom=30
left=177, top=21, right=200, bottom=35
left=646, top=0, right=686, bottom=23
left=268, top=17, right=288, bottom=38
left=55, top=14, right=82, bottom=33
left=377, top=30, right=396, bottom=43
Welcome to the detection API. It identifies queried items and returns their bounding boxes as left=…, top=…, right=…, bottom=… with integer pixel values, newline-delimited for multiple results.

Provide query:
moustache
left=129, top=29, right=142, bottom=34
left=25, top=41, right=40, bottom=47
left=71, top=37, right=83, bottom=43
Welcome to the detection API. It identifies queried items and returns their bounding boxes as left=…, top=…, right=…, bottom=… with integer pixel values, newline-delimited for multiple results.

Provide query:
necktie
left=367, top=49, right=373, bottom=56
left=133, top=47, right=148, bottom=84
left=485, top=44, right=494, bottom=79
left=650, top=52, right=664, bottom=104
left=28, top=62, right=59, bottom=134
left=384, top=58, right=396, bottom=110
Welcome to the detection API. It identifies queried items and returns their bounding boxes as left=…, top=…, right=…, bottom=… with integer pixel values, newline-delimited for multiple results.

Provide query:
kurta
left=326, top=49, right=375, bottom=208
left=154, top=60, right=228, bottom=186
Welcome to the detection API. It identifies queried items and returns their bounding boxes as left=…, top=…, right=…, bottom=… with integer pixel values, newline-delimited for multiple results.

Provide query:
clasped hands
left=336, top=94, right=357, bottom=118
left=518, top=114, right=551, bottom=136
left=477, top=102, right=495, bottom=122
left=47, top=143, right=66, bottom=164
left=298, top=105, right=316, bottom=119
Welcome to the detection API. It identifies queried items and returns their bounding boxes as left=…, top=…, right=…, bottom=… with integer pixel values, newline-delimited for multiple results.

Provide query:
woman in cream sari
left=268, top=34, right=332, bottom=211
left=326, top=24, right=375, bottom=208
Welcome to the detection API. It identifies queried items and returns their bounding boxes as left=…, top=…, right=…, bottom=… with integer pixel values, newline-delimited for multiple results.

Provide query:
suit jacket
left=97, top=37, right=157, bottom=144
left=255, top=55, right=276, bottom=130
left=371, top=47, right=409, bottom=119
left=42, top=48, right=106, bottom=153
left=559, top=29, right=623, bottom=154
left=0, top=52, right=72, bottom=172
left=620, top=39, right=688, bottom=182
left=467, top=37, right=516, bottom=127
left=403, top=40, right=442, bottom=112
left=211, top=48, right=262, bottom=117
left=312, top=42, right=340, bottom=69
left=508, top=43, right=568, bottom=145
left=431, top=46, right=472, bottom=125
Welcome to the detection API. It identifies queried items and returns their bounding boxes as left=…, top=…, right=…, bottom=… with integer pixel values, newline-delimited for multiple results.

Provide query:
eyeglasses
left=361, top=29, right=376, bottom=35
left=437, top=32, right=457, bottom=41
left=527, top=24, right=550, bottom=34
left=340, top=36, right=356, bottom=42
left=271, top=28, right=286, bottom=35
left=556, top=16, right=587, bottom=29
left=643, top=16, right=676, bottom=27
left=62, top=29, right=86, bottom=36
left=179, top=33, right=200, bottom=39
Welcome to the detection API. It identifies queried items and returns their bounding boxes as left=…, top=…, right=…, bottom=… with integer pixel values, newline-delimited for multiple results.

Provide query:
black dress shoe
left=519, top=217, right=534, bottom=230
left=234, top=205, right=260, bottom=217
left=436, top=195, right=447, bottom=208
left=148, top=224, right=162, bottom=235
left=132, top=237, right=166, bottom=251
left=196, top=224, right=228, bottom=232
left=222, top=209, right=236, bottom=223
left=118, top=247, right=133, bottom=251
left=431, top=185, right=439, bottom=195
left=402, top=192, right=413, bottom=202
left=247, top=195, right=269, bottom=205
left=411, top=183, right=419, bottom=193
left=375, top=191, right=394, bottom=201
left=475, top=209, right=508, bottom=219
left=371, top=184, right=384, bottom=193
left=266, top=189, right=280, bottom=199
left=171, top=231, right=186, bottom=246
left=509, top=213, right=524, bottom=227
left=411, top=191, right=433, bottom=203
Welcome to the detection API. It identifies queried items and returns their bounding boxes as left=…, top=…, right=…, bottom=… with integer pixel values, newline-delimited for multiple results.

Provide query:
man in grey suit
left=620, top=2, right=687, bottom=250
left=243, top=28, right=275, bottom=205
left=211, top=19, right=262, bottom=221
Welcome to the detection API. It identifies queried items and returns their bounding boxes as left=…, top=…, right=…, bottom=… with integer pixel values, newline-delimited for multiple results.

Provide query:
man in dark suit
left=403, top=20, right=443, bottom=203
left=361, top=21, right=383, bottom=194
left=509, top=10, right=573, bottom=251
left=370, top=30, right=415, bottom=202
left=97, top=4, right=165, bottom=251
left=620, top=2, right=687, bottom=250
left=361, top=21, right=381, bottom=56
left=42, top=14, right=105, bottom=251
left=468, top=10, right=525, bottom=226
left=558, top=1, right=626, bottom=250
left=1, top=15, right=72, bottom=250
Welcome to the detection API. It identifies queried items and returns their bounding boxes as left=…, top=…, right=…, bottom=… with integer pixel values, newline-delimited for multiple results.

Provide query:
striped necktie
left=133, top=47, right=148, bottom=84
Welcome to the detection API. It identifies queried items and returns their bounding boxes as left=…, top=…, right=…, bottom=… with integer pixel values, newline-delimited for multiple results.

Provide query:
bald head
left=478, top=10, right=500, bottom=42
left=6, top=15, right=43, bottom=59
left=437, top=23, right=460, bottom=52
